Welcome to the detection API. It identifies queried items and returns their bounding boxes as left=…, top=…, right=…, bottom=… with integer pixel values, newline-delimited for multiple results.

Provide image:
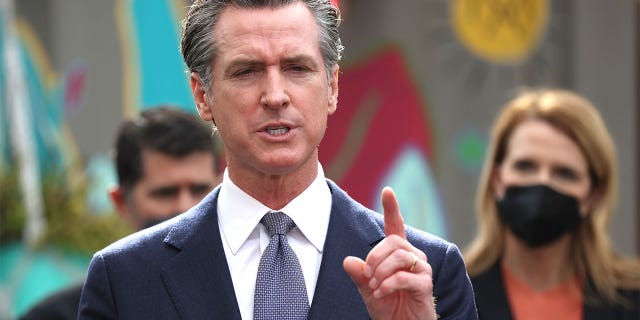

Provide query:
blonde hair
left=464, top=88, right=640, bottom=303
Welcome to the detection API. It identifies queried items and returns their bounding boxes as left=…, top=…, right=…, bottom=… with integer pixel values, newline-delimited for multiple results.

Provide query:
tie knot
left=261, top=211, right=296, bottom=236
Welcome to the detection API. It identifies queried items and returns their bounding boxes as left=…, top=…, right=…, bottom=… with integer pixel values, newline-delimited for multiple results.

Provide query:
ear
left=327, top=65, right=339, bottom=115
left=491, top=164, right=505, bottom=200
left=108, top=185, right=131, bottom=221
left=190, top=72, right=214, bottom=121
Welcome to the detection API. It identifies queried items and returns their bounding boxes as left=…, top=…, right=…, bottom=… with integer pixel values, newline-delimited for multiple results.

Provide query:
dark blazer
left=20, top=282, right=83, bottom=320
left=471, top=262, right=640, bottom=320
left=79, top=180, right=477, bottom=319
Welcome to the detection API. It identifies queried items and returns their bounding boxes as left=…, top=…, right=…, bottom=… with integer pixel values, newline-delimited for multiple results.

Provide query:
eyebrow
left=224, top=54, right=319, bottom=73
left=281, top=55, right=318, bottom=68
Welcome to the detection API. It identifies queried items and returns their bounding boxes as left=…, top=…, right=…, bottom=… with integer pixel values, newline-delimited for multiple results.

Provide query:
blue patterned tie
left=254, top=211, right=309, bottom=320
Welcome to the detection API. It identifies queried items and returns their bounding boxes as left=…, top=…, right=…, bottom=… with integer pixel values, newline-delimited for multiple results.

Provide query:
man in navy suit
left=78, top=1, right=478, bottom=319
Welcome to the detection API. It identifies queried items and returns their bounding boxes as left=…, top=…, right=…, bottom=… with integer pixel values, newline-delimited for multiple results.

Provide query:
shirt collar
left=218, top=164, right=332, bottom=254
left=280, top=165, right=331, bottom=253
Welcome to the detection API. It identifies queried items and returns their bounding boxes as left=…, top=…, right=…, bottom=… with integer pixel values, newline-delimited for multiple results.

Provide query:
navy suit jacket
left=79, top=180, right=477, bottom=319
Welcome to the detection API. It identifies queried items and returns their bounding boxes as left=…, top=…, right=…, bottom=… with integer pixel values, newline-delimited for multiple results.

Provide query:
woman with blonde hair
left=465, top=88, right=639, bottom=319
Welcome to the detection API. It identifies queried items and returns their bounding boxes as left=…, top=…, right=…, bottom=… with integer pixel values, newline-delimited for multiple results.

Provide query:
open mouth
left=265, top=126, right=290, bottom=136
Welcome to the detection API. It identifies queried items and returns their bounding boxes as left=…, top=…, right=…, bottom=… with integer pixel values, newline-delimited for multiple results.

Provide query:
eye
left=190, top=184, right=212, bottom=196
left=286, top=64, right=311, bottom=74
left=554, top=166, right=579, bottom=181
left=289, top=65, right=306, bottom=71
left=512, top=159, right=536, bottom=172
left=233, top=68, right=257, bottom=78
left=149, top=186, right=179, bottom=199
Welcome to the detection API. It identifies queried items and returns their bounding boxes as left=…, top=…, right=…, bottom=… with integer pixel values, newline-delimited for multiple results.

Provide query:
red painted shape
left=320, top=47, right=433, bottom=207
left=64, top=63, right=87, bottom=114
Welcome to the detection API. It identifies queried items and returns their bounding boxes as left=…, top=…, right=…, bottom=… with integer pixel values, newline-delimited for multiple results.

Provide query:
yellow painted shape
left=451, top=0, right=548, bottom=64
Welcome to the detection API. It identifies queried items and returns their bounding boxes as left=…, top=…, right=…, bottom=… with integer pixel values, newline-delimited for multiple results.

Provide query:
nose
left=260, top=70, right=290, bottom=109
left=536, top=168, right=553, bottom=185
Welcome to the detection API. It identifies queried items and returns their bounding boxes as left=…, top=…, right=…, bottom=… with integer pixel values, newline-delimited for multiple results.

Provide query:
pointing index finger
left=382, top=186, right=406, bottom=240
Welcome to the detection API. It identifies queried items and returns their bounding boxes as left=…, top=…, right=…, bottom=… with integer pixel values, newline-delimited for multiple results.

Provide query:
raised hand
left=343, top=187, right=437, bottom=320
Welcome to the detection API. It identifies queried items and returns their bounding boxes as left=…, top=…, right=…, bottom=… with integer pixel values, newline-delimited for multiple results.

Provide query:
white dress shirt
left=217, top=164, right=332, bottom=320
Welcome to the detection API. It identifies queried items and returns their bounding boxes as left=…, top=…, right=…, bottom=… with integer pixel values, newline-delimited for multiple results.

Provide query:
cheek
left=132, top=195, right=157, bottom=213
left=574, top=188, right=593, bottom=216
left=131, top=188, right=164, bottom=214
left=214, top=89, right=255, bottom=121
left=500, top=165, right=528, bottom=184
left=492, top=166, right=513, bottom=199
left=139, top=198, right=177, bottom=220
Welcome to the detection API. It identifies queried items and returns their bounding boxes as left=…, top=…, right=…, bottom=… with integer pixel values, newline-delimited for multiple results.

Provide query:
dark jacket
left=20, top=282, right=83, bottom=320
left=471, top=262, right=640, bottom=320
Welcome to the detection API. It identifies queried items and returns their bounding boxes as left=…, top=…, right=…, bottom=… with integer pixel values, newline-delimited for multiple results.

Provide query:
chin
left=260, top=155, right=312, bottom=175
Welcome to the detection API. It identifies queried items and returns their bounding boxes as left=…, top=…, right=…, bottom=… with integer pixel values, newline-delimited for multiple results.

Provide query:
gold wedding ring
left=409, top=252, right=418, bottom=272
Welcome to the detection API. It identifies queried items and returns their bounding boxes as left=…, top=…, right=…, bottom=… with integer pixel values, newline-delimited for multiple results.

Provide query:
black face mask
left=497, top=184, right=582, bottom=248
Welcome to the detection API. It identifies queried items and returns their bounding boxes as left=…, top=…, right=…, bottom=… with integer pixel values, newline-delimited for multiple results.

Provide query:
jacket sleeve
left=78, top=252, right=117, bottom=320
left=433, top=243, right=479, bottom=320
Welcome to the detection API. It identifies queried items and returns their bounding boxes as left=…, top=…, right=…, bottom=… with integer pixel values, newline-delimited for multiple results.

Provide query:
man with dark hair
left=79, top=1, right=478, bottom=319
left=21, top=106, right=220, bottom=320
left=109, top=106, right=220, bottom=230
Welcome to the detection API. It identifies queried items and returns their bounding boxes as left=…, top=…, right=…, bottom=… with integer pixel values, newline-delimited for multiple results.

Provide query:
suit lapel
left=308, top=181, right=386, bottom=319
left=472, top=263, right=513, bottom=320
left=160, top=189, right=242, bottom=320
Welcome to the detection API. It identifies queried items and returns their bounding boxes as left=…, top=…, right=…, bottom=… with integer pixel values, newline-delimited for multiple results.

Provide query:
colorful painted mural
left=0, top=3, right=91, bottom=317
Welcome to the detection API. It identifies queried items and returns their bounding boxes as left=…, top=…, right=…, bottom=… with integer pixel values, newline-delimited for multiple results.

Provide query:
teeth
left=266, top=126, right=289, bottom=135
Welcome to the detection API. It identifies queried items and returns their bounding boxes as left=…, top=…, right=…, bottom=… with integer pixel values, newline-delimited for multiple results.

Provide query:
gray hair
left=180, top=0, right=343, bottom=95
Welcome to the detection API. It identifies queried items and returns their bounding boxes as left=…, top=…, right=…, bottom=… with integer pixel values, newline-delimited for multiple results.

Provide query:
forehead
left=213, top=3, right=321, bottom=62
left=506, top=119, right=588, bottom=167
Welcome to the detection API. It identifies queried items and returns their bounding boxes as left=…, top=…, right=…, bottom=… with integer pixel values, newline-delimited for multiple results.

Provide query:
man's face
left=110, top=150, right=218, bottom=230
left=191, top=3, right=339, bottom=181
